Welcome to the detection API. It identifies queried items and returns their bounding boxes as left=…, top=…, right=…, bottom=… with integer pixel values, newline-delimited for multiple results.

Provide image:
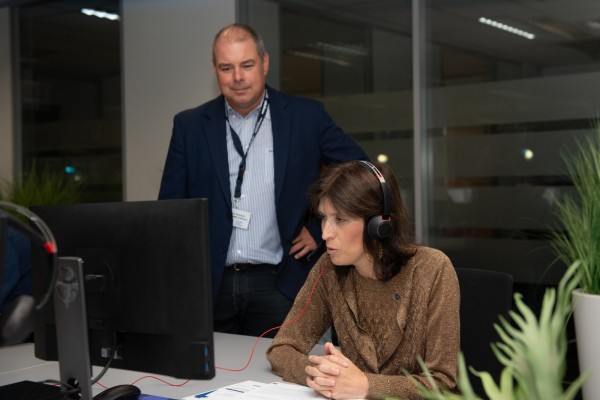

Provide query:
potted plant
left=551, top=121, right=600, bottom=399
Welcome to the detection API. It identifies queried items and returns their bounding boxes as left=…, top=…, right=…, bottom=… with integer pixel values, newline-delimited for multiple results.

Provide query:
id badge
left=232, top=208, right=251, bottom=230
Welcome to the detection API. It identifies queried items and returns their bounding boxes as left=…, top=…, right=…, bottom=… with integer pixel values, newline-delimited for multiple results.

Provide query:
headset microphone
left=357, top=161, right=395, bottom=240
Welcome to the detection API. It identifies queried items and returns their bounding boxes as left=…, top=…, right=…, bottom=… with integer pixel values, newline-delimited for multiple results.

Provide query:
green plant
left=0, top=164, right=81, bottom=208
left=550, top=121, right=600, bottom=295
left=409, top=261, right=588, bottom=400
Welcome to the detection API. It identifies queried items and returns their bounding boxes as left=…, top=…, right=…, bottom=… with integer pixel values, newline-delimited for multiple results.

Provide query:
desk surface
left=0, top=332, right=287, bottom=398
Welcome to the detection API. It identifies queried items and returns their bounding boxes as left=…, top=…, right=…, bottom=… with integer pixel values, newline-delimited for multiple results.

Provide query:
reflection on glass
left=19, top=0, right=122, bottom=203
left=276, top=3, right=415, bottom=214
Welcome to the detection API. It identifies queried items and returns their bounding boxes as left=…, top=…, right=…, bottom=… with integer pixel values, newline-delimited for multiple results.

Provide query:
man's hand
left=304, top=342, right=369, bottom=399
left=289, top=226, right=317, bottom=259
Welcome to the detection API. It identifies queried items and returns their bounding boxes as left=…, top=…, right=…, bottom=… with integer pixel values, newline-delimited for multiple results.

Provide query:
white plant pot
left=573, top=288, right=600, bottom=400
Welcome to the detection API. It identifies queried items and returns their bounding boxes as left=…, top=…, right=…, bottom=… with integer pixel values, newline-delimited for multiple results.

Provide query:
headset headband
left=358, top=160, right=391, bottom=218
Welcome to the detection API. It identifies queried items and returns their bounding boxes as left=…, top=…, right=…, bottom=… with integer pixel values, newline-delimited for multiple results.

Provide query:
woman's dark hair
left=309, top=161, right=417, bottom=280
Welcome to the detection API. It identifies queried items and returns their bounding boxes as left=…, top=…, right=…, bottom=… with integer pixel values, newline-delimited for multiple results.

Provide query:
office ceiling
left=2, top=0, right=599, bottom=80
left=281, top=0, right=600, bottom=70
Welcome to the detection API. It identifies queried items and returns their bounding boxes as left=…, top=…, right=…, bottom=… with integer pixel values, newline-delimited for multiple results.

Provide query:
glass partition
left=424, top=0, right=600, bottom=287
left=272, top=2, right=416, bottom=216
left=267, top=0, right=600, bottom=293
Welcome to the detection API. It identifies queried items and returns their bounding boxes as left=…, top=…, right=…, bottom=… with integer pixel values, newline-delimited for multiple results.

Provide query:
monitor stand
left=0, top=257, right=94, bottom=400
left=54, top=256, right=93, bottom=400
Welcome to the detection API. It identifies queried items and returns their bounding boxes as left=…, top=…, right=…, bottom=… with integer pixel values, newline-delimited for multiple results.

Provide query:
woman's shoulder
left=407, top=246, right=455, bottom=275
left=414, top=245, right=451, bottom=261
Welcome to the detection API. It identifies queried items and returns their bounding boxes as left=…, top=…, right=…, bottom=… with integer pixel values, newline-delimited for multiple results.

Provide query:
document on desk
left=182, top=380, right=366, bottom=400
left=181, top=381, right=267, bottom=399
left=237, top=381, right=324, bottom=399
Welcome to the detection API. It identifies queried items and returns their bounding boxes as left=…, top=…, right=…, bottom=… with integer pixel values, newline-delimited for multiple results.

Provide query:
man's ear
left=263, top=52, right=270, bottom=76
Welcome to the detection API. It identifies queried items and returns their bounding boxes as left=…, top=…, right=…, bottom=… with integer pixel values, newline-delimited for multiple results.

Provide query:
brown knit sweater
left=266, top=246, right=460, bottom=400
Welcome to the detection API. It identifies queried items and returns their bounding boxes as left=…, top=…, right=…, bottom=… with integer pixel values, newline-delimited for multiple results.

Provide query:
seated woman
left=266, top=161, right=459, bottom=400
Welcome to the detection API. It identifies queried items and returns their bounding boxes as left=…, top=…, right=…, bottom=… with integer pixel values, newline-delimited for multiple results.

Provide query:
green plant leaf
left=0, top=162, right=82, bottom=210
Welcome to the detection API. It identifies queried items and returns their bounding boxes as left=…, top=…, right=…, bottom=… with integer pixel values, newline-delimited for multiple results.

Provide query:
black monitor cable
left=90, top=332, right=118, bottom=385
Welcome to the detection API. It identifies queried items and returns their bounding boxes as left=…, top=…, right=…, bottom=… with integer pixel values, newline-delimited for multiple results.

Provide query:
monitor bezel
left=31, top=198, right=215, bottom=380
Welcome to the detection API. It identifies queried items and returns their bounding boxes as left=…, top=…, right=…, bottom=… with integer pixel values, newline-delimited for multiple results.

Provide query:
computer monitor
left=31, top=199, right=214, bottom=381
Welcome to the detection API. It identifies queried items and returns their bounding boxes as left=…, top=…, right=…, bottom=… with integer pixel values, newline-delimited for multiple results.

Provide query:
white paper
left=182, top=381, right=366, bottom=400
left=181, top=380, right=267, bottom=399
left=238, top=382, right=323, bottom=399
left=238, top=381, right=365, bottom=400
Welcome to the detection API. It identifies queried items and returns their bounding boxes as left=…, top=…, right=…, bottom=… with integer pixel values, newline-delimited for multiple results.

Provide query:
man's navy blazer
left=158, top=86, right=367, bottom=302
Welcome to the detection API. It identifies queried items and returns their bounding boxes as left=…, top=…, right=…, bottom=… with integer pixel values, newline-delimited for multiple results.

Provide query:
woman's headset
left=357, top=160, right=395, bottom=240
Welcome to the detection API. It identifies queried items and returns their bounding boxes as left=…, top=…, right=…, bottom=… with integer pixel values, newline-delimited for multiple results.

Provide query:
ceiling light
left=81, top=8, right=120, bottom=21
left=479, top=17, right=534, bottom=40
left=312, top=42, right=369, bottom=57
left=287, top=50, right=350, bottom=67
left=587, top=20, right=600, bottom=30
left=521, top=147, right=534, bottom=161
left=377, top=154, right=389, bottom=163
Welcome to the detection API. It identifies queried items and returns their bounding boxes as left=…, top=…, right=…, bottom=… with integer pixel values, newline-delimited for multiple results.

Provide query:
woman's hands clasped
left=305, top=342, right=369, bottom=399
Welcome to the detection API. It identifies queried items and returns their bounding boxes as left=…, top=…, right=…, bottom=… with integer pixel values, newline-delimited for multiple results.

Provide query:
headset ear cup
left=367, top=216, right=395, bottom=240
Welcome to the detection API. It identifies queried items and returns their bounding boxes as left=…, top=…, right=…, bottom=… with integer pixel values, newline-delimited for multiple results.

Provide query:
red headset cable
left=215, top=257, right=330, bottom=372
left=94, top=257, right=330, bottom=389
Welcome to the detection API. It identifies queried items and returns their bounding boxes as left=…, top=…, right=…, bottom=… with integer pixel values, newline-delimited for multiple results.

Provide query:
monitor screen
left=31, top=199, right=214, bottom=380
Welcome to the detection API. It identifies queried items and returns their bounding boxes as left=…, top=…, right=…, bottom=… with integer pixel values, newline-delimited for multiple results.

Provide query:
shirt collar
left=225, top=89, right=268, bottom=120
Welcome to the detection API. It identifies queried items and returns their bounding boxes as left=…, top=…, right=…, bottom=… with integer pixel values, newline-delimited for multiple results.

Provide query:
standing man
left=158, top=23, right=367, bottom=337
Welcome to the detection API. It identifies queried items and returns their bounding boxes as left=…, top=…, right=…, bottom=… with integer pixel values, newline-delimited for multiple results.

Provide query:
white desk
left=0, top=332, right=284, bottom=399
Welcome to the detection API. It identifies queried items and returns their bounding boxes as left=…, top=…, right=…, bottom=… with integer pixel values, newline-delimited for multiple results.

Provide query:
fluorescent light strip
left=479, top=17, right=534, bottom=40
left=313, top=42, right=369, bottom=57
left=81, top=8, right=120, bottom=21
left=287, top=50, right=351, bottom=67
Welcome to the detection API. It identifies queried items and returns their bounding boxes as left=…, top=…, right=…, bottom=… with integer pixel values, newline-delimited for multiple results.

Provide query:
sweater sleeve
left=266, top=255, right=333, bottom=385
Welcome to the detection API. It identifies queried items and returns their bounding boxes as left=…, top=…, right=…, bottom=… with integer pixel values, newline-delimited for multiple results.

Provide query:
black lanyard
left=225, top=92, right=270, bottom=201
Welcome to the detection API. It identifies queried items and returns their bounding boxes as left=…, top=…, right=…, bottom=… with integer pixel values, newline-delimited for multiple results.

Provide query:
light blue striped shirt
left=224, top=98, right=283, bottom=266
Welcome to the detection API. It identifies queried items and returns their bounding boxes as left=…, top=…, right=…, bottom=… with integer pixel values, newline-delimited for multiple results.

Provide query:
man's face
left=213, top=34, right=269, bottom=116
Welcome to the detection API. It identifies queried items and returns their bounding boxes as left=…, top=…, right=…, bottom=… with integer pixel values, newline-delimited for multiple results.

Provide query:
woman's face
left=318, top=198, right=373, bottom=274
